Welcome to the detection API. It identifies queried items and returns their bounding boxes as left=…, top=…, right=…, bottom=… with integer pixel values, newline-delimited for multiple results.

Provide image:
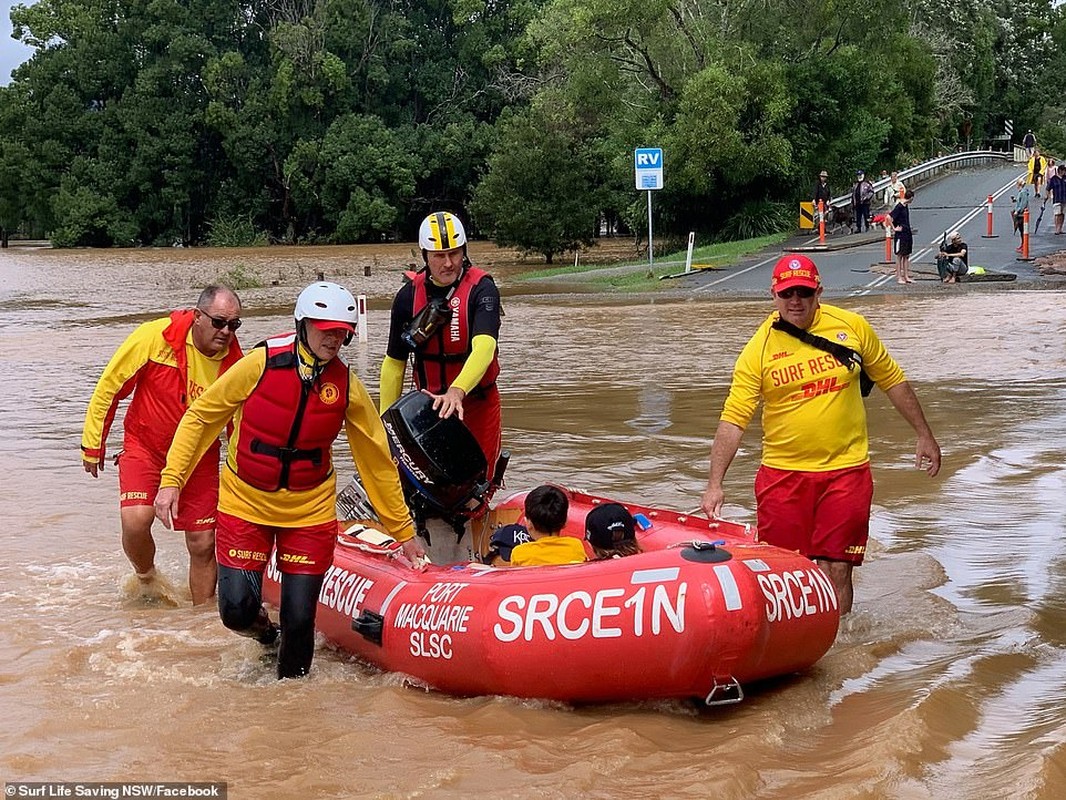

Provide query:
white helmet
left=419, top=211, right=467, bottom=251
left=294, top=282, right=357, bottom=331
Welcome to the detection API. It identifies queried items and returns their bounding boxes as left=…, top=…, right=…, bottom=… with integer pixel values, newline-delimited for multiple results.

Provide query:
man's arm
left=700, top=421, right=746, bottom=519
left=379, top=355, right=407, bottom=413
left=343, top=374, right=425, bottom=565
left=884, top=381, right=941, bottom=476
left=430, top=278, right=501, bottom=420
left=154, top=350, right=263, bottom=527
left=81, top=321, right=161, bottom=476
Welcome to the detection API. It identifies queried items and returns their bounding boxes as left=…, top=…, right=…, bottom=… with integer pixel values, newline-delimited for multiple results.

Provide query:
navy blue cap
left=584, top=503, right=637, bottom=550
left=487, top=524, right=532, bottom=562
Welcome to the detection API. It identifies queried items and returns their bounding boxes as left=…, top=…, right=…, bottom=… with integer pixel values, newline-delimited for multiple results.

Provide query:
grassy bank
left=516, top=232, right=789, bottom=291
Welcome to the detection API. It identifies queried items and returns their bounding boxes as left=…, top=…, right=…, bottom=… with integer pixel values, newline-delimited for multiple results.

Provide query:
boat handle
left=704, top=676, right=744, bottom=706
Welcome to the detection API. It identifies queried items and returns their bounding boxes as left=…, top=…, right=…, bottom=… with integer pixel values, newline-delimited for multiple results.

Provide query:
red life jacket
left=411, top=267, right=499, bottom=394
left=232, top=334, right=349, bottom=492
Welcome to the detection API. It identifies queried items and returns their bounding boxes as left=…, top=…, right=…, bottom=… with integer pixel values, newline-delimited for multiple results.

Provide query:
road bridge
left=691, top=161, right=1055, bottom=298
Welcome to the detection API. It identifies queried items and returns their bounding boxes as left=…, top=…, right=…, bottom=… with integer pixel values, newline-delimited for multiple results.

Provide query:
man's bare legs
left=121, top=505, right=157, bottom=579
left=815, top=558, right=854, bottom=615
left=121, top=505, right=216, bottom=604
left=185, top=528, right=217, bottom=605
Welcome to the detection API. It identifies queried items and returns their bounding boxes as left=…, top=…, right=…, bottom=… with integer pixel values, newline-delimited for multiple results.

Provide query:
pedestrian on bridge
left=1047, top=164, right=1066, bottom=235
left=812, top=170, right=832, bottom=223
left=699, top=254, right=941, bottom=615
left=1023, top=129, right=1037, bottom=158
left=851, top=170, right=875, bottom=233
left=890, top=191, right=915, bottom=284
left=884, top=171, right=906, bottom=209
left=1012, top=178, right=1032, bottom=250
left=1028, top=149, right=1046, bottom=197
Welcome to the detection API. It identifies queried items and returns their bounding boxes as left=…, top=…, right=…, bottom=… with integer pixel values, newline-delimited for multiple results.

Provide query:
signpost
left=634, top=147, right=664, bottom=267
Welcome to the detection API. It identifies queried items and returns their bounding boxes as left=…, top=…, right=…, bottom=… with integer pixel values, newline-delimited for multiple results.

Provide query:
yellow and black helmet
left=418, top=211, right=467, bottom=251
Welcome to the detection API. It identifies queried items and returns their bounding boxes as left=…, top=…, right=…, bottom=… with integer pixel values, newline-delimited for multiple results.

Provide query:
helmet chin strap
left=295, top=319, right=328, bottom=384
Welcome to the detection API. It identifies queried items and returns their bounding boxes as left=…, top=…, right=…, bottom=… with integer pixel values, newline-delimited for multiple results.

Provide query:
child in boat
left=585, top=503, right=643, bottom=559
left=484, top=523, right=532, bottom=566
left=508, top=485, right=587, bottom=566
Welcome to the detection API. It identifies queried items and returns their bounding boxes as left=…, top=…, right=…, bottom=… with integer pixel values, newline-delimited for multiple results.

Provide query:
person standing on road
left=82, top=285, right=243, bottom=605
left=812, top=170, right=832, bottom=217
left=155, top=282, right=425, bottom=679
left=851, top=170, right=875, bottom=233
left=890, top=191, right=915, bottom=284
left=1023, top=129, right=1037, bottom=158
left=1028, top=149, right=1046, bottom=198
left=380, top=211, right=503, bottom=480
left=1047, top=164, right=1066, bottom=235
left=1012, top=178, right=1032, bottom=250
left=699, top=255, right=941, bottom=614
left=884, top=171, right=906, bottom=209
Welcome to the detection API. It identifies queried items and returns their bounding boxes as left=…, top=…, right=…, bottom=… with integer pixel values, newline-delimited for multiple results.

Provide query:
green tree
left=470, top=105, right=602, bottom=263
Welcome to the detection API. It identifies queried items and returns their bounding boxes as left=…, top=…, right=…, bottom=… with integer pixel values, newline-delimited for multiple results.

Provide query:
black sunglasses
left=776, top=287, right=816, bottom=300
left=198, top=309, right=242, bottom=331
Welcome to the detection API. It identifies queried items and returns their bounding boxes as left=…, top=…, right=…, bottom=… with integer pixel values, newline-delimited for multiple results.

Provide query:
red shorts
left=754, top=463, right=873, bottom=564
left=215, top=511, right=337, bottom=576
left=464, top=384, right=502, bottom=478
left=117, top=440, right=219, bottom=532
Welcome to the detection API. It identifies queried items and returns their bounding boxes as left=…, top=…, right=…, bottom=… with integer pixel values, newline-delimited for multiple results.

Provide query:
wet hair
left=591, top=540, right=643, bottom=560
left=524, top=485, right=569, bottom=535
left=197, top=284, right=241, bottom=310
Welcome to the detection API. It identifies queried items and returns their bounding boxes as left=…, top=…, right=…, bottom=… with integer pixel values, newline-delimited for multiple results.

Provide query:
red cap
left=771, top=255, right=821, bottom=292
left=309, top=318, right=355, bottom=334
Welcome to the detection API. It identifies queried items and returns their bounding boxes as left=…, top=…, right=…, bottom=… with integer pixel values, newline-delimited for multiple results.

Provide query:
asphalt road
left=689, top=163, right=1056, bottom=298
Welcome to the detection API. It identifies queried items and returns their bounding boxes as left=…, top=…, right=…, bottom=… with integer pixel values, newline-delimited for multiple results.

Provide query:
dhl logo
left=791, top=376, right=845, bottom=400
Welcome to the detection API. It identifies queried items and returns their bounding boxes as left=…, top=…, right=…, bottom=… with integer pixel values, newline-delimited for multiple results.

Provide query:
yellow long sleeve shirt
left=161, top=346, right=415, bottom=540
left=720, top=304, right=907, bottom=471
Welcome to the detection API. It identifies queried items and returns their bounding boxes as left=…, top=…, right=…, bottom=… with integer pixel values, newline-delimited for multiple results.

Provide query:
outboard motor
left=380, top=391, right=508, bottom=543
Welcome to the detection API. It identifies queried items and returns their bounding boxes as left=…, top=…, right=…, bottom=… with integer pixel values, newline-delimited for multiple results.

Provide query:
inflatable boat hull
left=263, top=489, right=839, bottom=705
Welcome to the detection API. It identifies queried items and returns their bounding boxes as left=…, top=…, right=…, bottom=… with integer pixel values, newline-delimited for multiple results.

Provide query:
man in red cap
left=699, top=255, right=941, bottom=614
left=155, top=282, right=425, bottom=679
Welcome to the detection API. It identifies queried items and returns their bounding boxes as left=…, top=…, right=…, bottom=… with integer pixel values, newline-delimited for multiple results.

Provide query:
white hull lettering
left=493, top=583, right=688, bottom=642
left=319, top=566, right=375, bottom=617
left=409, top=631, right=452, bottom=659
left=421, top=582, right=469, bottom=603
left=394, top=602, right=473, bottom=634
left=759, top=568, right=838, bottom=622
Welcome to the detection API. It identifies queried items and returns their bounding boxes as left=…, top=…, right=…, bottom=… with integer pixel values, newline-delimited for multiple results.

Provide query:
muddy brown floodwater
left=2, top=242, right=1065, bottom=799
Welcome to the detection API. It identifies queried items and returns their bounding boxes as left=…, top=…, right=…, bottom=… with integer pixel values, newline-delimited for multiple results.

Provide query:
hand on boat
left=154, top=486, right=180, bottom=530
left=399, top=536, right=428, bottom=570
left=700, top=484, right=725, bottom=520
left=424, top=387, right=465, bottom=421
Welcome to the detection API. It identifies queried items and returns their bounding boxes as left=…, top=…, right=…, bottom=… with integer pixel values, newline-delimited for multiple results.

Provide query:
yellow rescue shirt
left=184, top=330, right=225, bottom=403
left=510, top=536, right=587, bottom=566
left=161, top=346, right=415, bottom=540
left=720, top=304, right=907, bottom=472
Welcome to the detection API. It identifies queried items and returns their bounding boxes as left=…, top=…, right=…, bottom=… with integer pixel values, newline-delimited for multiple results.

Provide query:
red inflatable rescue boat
left=262, top=487, right=839, bottom=705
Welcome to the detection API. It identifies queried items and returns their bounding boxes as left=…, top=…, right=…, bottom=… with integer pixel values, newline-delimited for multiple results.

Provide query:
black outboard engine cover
left=381, top=391, right=489, bottom=522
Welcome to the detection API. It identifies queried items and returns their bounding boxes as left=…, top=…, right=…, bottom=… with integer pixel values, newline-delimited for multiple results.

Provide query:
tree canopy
left=2, top=0, right=1065, bottom=257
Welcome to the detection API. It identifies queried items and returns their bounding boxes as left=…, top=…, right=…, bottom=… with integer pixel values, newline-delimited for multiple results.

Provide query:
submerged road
left=692, top=163, right=1054, bottom=297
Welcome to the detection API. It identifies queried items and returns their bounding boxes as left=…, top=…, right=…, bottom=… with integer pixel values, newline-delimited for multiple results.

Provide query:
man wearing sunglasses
left=700, top=255, right=940, bottom=615
left=82, top=285, right=243, bottom=605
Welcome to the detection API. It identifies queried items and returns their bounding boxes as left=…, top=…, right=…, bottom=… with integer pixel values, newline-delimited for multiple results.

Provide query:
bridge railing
left=827, top=150, right=1012, bottom=210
